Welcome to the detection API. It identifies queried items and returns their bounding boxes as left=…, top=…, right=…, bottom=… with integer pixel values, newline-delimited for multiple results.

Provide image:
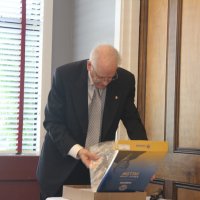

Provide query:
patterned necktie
left=85, top=88, right=102, bottom=148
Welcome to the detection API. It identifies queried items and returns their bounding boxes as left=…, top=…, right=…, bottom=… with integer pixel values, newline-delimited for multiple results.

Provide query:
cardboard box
left=63, top=185, right=146, bottom=200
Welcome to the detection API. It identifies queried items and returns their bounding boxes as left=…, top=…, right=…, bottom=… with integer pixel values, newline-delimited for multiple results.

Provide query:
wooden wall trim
left=0, top=155, right=39, bottom=200
left=174, top=0, right=183, bottom=153
left=156, top=153, right=200, bottom=186
left=175, top=183, right=200, bottom=191
left=173, top=0, right=200, bottom=155
left=0, top=155, right=39, bottom=180
left=137, top=0, right=148, bottom=124
left=163, top=181, right=200, bottom=200
left=175, top=148, right=200, bottom=154
left=175, top=182, right=200, bottom=200
left=165, top=0, right=179, bottom=152
left=164, top=180, right=175, bottom=199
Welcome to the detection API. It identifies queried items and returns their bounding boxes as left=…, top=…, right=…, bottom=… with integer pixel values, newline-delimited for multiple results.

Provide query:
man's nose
left=102, top=79, right=111, bottom=86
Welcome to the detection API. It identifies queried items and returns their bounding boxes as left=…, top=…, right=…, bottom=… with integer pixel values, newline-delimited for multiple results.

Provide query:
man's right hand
left=77, top=148, right=99, bottom=168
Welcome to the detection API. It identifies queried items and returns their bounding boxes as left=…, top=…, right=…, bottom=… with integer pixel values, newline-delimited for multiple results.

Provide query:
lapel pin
left=115, top=96, right=118, bottom=100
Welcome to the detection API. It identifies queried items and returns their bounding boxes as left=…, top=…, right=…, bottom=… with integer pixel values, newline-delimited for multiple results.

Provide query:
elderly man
left=37, top=44, right=147, bottom=199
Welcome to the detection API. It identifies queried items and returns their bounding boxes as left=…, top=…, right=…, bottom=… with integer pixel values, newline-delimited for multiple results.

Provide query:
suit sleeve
left=121, top=74, right=148, bottom=140
left=43, top=69, right=77, bottom=157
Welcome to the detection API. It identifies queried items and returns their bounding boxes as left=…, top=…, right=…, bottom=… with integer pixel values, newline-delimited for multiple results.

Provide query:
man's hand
left=78, top=148, right=99, bottom=168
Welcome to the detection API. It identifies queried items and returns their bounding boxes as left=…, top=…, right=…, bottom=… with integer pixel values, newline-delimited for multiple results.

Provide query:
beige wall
left=114, top=0, right=140, bottom=139
left=116, top=0, right=200, bottom=199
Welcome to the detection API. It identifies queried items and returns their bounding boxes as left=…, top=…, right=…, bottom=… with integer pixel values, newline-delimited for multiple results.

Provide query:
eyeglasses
left=92, top=66, right=118, bottom=82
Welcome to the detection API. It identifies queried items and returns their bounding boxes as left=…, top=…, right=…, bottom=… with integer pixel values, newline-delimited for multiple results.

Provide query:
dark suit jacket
left=36, top=59, right=147, bottom=196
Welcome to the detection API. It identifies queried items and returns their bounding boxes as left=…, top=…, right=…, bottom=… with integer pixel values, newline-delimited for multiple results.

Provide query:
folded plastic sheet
left=89, top=141, right=116, bottom=192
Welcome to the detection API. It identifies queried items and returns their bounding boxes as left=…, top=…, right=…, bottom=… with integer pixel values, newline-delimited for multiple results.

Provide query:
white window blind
left=0, top=0, right=43, bottom=154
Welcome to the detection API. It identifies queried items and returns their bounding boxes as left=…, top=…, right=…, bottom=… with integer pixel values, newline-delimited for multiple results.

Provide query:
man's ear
left=87, top=60, right=92, bottom=71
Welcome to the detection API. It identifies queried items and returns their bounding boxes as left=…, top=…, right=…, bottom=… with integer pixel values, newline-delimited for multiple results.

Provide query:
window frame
left=0, top=0, right=53, bottom=155
left=37, top=0, right=53, bottom=152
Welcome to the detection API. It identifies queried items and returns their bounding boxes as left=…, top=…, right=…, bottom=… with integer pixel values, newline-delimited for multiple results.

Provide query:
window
left=0, top=0, right=43, bottom=154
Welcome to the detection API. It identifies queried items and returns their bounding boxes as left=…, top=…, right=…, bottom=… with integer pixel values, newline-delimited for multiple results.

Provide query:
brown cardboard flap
left=63, top=185, right=146, bottom=200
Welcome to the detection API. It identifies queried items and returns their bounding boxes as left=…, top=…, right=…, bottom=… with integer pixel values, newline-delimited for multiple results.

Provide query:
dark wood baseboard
left=0, top=155, right=40, bottom=200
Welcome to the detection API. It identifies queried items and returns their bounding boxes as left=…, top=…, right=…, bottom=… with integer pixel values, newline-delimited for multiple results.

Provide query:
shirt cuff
left=68, top=144, right=83, bottom=159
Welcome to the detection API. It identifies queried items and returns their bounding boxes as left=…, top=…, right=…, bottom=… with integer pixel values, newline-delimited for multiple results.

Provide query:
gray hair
left=89, top=44, right=121, bottom=66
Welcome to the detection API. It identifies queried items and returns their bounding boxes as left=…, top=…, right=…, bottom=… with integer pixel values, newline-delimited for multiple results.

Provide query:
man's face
left=87, top=60, right=118, bottom=89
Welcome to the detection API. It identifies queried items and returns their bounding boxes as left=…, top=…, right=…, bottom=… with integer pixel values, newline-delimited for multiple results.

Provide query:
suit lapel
left=71, top=67, right=88, bottom=134
left=101, top=81, right=120, bottom=138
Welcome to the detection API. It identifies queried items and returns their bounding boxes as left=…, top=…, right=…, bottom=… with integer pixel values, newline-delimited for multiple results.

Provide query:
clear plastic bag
left=89, top=141, right=116, bottom=192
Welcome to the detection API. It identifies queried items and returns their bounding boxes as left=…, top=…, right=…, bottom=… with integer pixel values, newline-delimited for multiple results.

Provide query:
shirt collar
left=88, top=71, right=94, bottom=86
